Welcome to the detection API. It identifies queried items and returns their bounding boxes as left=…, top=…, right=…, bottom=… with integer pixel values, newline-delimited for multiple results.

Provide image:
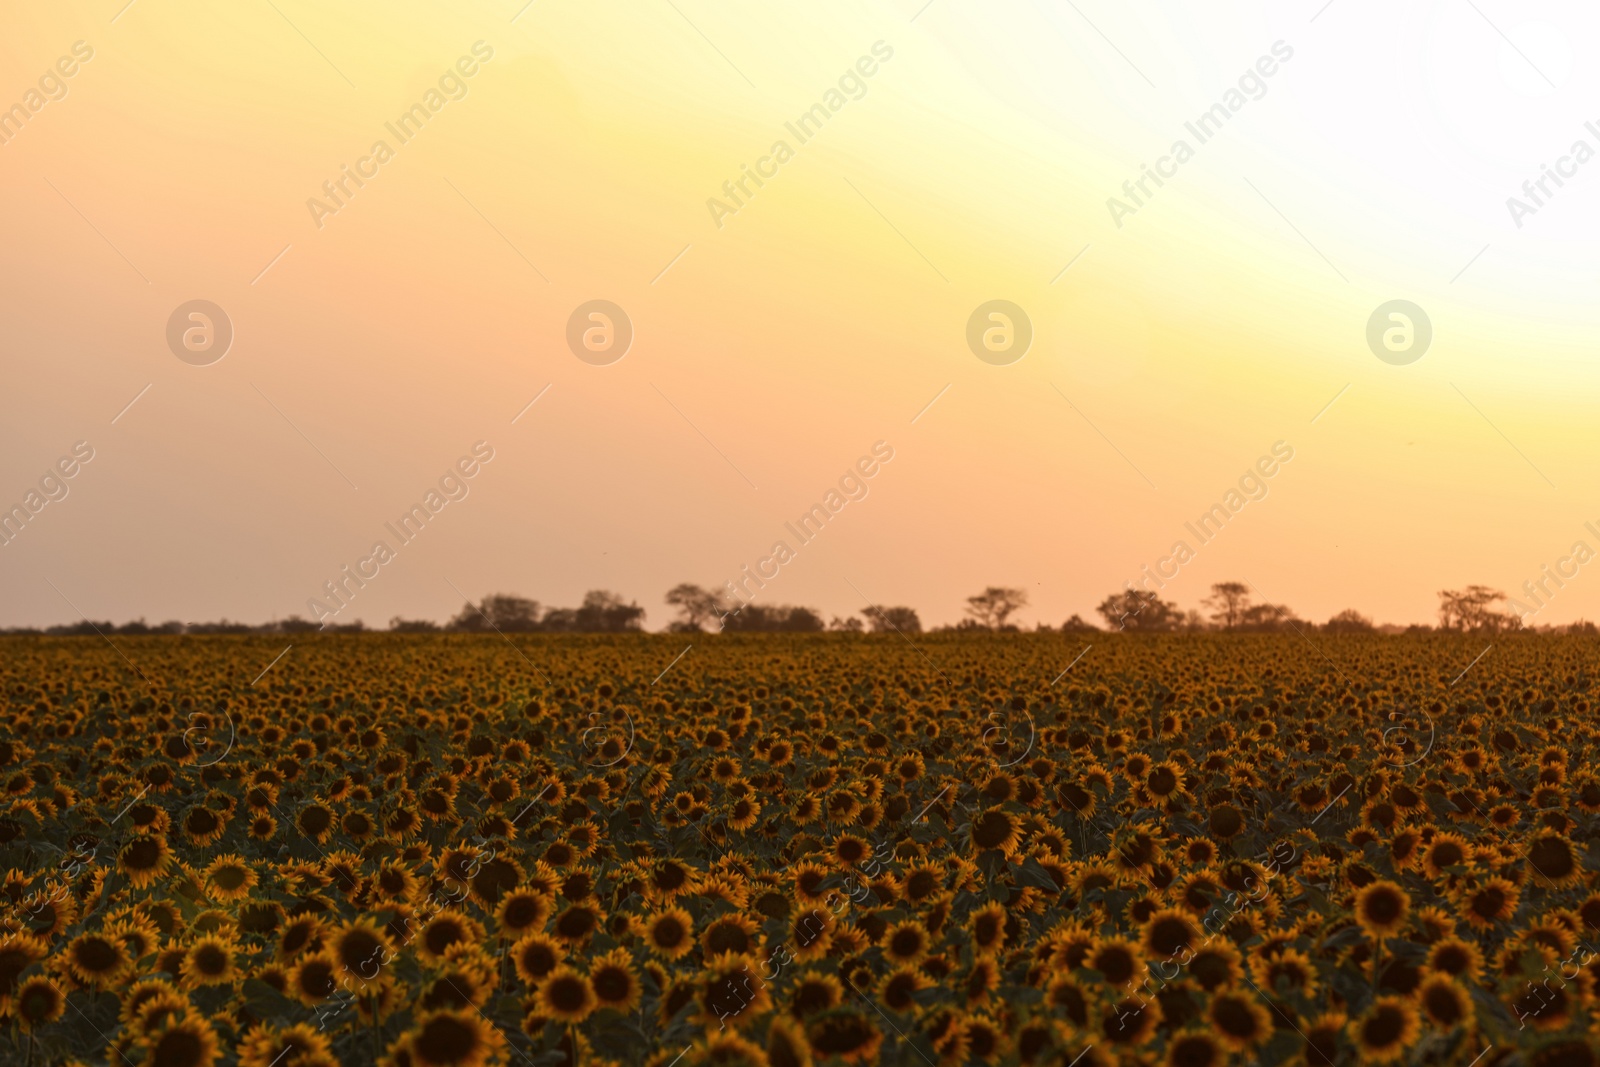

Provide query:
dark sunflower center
left=150, top=1028, right=205, bottom=1067
left=653, top=918, right=684, bottom=947
left=416, top=1014, right=479, bottom=1060
left=1213, top=997, right=1259, bottom=1037
left=76, top=937, right=119, bottom=972
left=194, top=944, right=228, bottom=975
left=548, top=976, right=589, bottom=1012
left=592, top=967, right=630, bottom=1002
left=1363, top=1006, right=1404, bottom=1046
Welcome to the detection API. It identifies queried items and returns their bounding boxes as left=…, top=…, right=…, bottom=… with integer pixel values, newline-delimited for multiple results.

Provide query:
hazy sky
left=5, top=0, right=1600, bottom=630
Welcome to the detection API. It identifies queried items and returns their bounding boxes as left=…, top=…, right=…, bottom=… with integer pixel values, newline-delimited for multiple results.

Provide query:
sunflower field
left=2, top=632, right=1599, bottom=1067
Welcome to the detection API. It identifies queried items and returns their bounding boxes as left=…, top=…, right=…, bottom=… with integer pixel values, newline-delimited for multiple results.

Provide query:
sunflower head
left=405, top=1008, right=505, bottom=1067
left=1354, top=880, right=1410, bottom=938
left=538, top=965, right=597, bottom=1023
left=1351, top=996, right=1420, bottom=1063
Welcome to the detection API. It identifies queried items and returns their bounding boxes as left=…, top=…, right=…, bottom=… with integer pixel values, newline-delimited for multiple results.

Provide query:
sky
left=4, top=0, right=1600, bottom=631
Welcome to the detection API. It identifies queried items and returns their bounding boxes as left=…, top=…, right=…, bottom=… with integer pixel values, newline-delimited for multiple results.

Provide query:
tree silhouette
left=1238, top=602, right=1300, bottom=632
left=720, top=604, right=825, bottom=632
left=1203, top=582, right=1251, bottom=630
left=665, top=583, right=723, bottom=632
left=1323, top=609, right=1375, bottom=633
left=1096, top=589, right=1182, bottom=631
left=451, top=594, right=540, bottom=632
left=965, top=587, right=1027, bottom=630
left=1437, top=586, right=1518, bottom=632
left=861, top=605, right=922, bottom=633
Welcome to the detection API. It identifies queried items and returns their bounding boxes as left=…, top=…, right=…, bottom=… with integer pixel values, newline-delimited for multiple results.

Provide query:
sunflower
left=405, top=1008, right=505, bottom=1067
left=881, top=920, right=930, bottom=965
left=418, top=910, right=485, bottom=964
left=589, top=947, right=641, bottom=1012
left=640, top=908, right=695, bottom=960
left=108, top=914, right=161, bottom=962
left=791, top=861, right=832, bottom=905
left=181, top=806, right=226, bottom=847
left=1099, top=994, right=1158, bottom=1047
left=296, top=804, right=337, bottom=843
left=330, top=920, right=394, bottom=987
left=495, top=889, right=550, bottom=937
left=901, top=863, right=946, bottom=904
left=1144, top=761, right=1189, bottom=809
left=125, top=983, right=189, bottom=1035
left=963, top=956, right=1001, bottom=1007
left=773, top=971, right=838, bottom=1019
left=969, top=901, right=1008, bottom=956
left=538, top=965, right=597, bottom=1022
left=1415, top=972, right=1472, bottom=1030
left=119, top=834, right=175, bottom=889
left=14, top=974, right=65, bottom=1031
left=804, top=1008, right=882, bottom=1064
left=1421, top=937, right=1483, bottom=985
left=1154, top=1029, right=1224, bottom=1067
left=420, top=947, right=498, bottom=1012
left=372, top=862, right=421, bottom=905
left=1458, top=877, right=1520, bottom=931
left=1086, top=937, right=1142, bottom=987
left=180, top=934, right=237, bottom=987
left=970, top=810, right=1022, bottom=855
left=1302, top=1011, right=1345, bottom=1067
left=649, top=858, right=696, bottom=902
left=1208, top=804, right=1246, bottom=840
left=1388, top=828, right=1423, bottom=872
left=64, top=930, right=133, bottom=987
left=237, top=1023, right=335, bottom=1067
left=1142, top=908, right=1198, bottom=961
left=1207, top=990, right=1270, bottom=1051
left=791, top=907, right=833, bottom=962
left=1512, top=979, right=1576, bottom=1032
left=699, top=952, right=771, bottom=1027
left=1526, top=831, right=1583, bottom=888
left=278, top=916, right=324, bottom=961
left=140, top=1010, right=220, bottom=1067
left=963, top=1013, right=1007, bottom=1061
left=1351, top=996, right=1420, bottom=1063
left=701, top=914, right=761, bottom=958
left=511, top=932, right=564, bottom=985
left=200, top=855, right=257, bottom=903
left=879, top=965, right=931, bottom=1013
left=1252, top=947, right=1318, bottom=997
left=287, top=951, right=340, bottom=1006
left=20, top=886, right=77, bottom=940
left=1419, top=833, right=1472, bottom=880
left=1354, top=880, right=1410, bottom=938
left=1013, top=1017, right=1058, bottom=1065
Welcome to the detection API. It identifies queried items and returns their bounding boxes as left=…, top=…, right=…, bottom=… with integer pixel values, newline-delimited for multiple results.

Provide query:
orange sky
left=4, top=0, right=1600, bottom=630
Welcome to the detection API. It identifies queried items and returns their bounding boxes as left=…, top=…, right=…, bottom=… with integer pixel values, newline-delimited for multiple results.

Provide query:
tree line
left=7, top=581, right=1593, bottom=636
